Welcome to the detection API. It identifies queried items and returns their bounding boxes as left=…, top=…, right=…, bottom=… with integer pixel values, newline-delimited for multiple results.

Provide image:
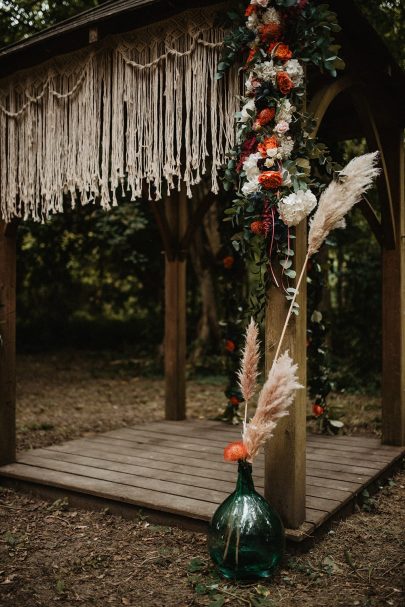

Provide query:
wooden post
left=381, top=129, right=405, bottom=446
left=264, top=221, right=307, bottom=529
left=164, top=187, right=188, bottom=420
left=0, top=221, right=17, bottom=465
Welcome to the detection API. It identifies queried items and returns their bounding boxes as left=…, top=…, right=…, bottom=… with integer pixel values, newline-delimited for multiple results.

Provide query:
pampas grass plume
left=243, top=351, right=302, bottom=461
left=237, top=317, right=260, bottom=404
left=308, top=151, right=380, bottom=256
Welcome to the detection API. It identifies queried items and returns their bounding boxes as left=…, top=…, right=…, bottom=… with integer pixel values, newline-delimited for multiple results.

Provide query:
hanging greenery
left=217, top=0, right=344, bottom=318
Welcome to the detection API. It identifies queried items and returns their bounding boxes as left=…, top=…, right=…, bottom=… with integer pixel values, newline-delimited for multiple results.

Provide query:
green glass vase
left=208, top=460, right=285, bottom=580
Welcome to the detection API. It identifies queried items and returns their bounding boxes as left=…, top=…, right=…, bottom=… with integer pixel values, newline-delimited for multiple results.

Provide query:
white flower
left=266, top=146, right=278, bottom=158
left=254, top=60, right=277, bottom=82
left=243, top=152, right=262, bottom=180
left=239, top=99, right=256, bottom=123
left=265, top=158, right=275, bottom=168
left=274, top=120, right=290, bottom=135
left=251, top=0, right=269, bottom=7
left=242, top=176, right=260, bottom=196
left=279, top=137, right=294, bottom=159
left=276, top=99, right=295, bottom=123
left=285, top=59, right=304, bottom=87
left=246, top=14, right=259, bottom=31
left=262, top=7, right=281, bottom=25
left=278, top=189, right=317, bottom=226
left=245, top=74, right=261, bottom=95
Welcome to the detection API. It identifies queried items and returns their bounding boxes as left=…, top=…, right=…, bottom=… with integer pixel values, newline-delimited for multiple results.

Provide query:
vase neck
left=236, top=460, right=255, bottom=494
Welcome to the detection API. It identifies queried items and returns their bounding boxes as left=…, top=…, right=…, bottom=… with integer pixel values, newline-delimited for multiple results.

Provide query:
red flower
left=274, top=44, right=293, bottom=62
left=237, top=136, right=258, bottom=172
left=313, top=404, right=324, bottom=417
left=246, top=48, right=257, bottom=64
left=224, top=441, right=249, bottom=462
left=245, top=5, right=257, bottom=16
left=223, top=256, right=235, bottom=270
left=258, top=107, right=275, bottom=126
left=276, top=71, right=294, bottom=95
left=250, top=220, right=265, bottom=235
left=258, top=171, right=283, bottom=190
left=259, top=23, right=282, bottom=42
left=225, top=339, right=236, bottom=352
left=229, top=395, right=240, bottom=406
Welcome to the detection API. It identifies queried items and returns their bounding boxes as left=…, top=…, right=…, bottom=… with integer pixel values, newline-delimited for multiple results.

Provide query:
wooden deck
left=0, top=420, right=403, bottom=542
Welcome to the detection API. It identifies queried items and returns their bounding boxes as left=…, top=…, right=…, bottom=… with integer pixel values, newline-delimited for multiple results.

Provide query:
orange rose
left=274, top=44, right=293, bottom=61
left=259, top=23, right=282, bottom=42
left=224, top=440, right=249, bottom=462
left=258, top=135, right=278, bottom=157
left=258, top=107, right=275, bottom=126
left=276, top=71, right=294, bottom=95
left=250, top=220, right=265, bottom=235
left=259, top=171, right=283, bottom=190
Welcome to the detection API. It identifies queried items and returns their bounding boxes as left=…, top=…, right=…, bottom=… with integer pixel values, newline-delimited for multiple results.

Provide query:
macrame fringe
left=0, top=6, right=239, bottom=222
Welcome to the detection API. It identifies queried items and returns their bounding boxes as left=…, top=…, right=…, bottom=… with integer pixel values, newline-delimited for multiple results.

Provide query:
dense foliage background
left=1, top=0, right=402, bottom=392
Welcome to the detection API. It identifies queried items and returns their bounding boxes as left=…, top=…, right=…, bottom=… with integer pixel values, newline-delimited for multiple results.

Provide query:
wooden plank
left=16, top=454, right=230, bottom=504
left=381, top=127, right=405, bottom=446
left=0, top=462, right=215, bottom=520
left=0, top=221, right=17, bottom=466
left=164, top=186, right=187, bottom=420
left=263, top=218, right=307, bottom=529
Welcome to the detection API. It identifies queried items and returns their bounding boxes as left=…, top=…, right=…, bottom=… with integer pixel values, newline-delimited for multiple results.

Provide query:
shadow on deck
left=0, top=420, right=403, bottom=544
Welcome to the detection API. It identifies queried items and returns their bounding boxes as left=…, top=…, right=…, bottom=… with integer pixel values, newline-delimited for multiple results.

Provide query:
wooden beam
left=164, top=187, right=188, bottom=420
left=359, top=196, right=383, bottom=247
left=0, top=220, right=17, bottom=465
left=381, top=129, right=405, bottom=446
left=264, top=220, right=307, bottom=529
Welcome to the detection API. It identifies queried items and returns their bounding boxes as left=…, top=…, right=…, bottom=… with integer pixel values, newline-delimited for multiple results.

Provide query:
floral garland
left=218, top=0, right=344, bottom=315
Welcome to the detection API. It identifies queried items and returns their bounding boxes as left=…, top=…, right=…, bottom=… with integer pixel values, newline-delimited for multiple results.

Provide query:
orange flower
left=276, top=71, right=294, bottom=95
left=223, top=255, right=235, bottom=270
left=250, top=220, right=265, bottom=235
left=259, top=171, right=283, bottom=190
left=274, top=44, right=293, bottom=61
left=267, top=41, right=278, bottom=54
left=257, top=107, right=275, bottom=126
left=229, top=395, right=240, bottom=406
left=225, top=339, right=236, bottom=352
left=224, top=440, right=249, bottom=462
left=258, top=135, right=278, bottom=157
left=246, top=48, right=257, bottom=64
left=313, top=404, right=324, bottom=417
left=259, top=23, right=282, bottom=42
left=245, top=5, right=257, bottom=16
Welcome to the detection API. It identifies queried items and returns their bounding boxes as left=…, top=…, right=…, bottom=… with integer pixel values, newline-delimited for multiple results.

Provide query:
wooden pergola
left=0, top=0, right=404, bottom=539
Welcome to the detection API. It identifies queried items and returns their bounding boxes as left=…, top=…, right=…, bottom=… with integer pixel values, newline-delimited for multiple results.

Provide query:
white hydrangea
left=262, top=7, right=281, bottom=25
left=285, top=59, right=304, bottom=87
left=278, top=189, right=317, bottom=226
left=276, top=99, right=296, bottom=123
left=239, top=99, right=256, bottom=123
left=279, top=137, right=294, bottom=159
left=242, top=152, right=262, bottom=180
left=242, top=176, right=260, bottom=196
left=253, top=60, right=277, bottom=81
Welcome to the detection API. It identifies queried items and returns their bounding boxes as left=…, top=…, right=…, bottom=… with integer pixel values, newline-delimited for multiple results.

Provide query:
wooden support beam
left=0, top=221, right=17, bottom=465
left=264, top=221, right=307, bottom=529
left=164, top=187, right=188, bottom=420
left=381, top=129, right=405, bottom=446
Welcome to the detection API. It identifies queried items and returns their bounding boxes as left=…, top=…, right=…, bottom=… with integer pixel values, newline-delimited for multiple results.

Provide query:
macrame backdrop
left=0, top=5, right=239, bottom=222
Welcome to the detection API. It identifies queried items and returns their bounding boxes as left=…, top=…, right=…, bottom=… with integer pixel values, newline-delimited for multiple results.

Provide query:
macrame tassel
left=0, top=6, right=239, bottom=222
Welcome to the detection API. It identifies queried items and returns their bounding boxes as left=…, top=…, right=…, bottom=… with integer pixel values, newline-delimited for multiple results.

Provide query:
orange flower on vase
left=223, top=255, right=235, bottom=270
left=257, top=107, right=275, bottom=126
left=258, top=171, right=283, bottom=190
left=274, top=44, right=293, bottom=61
left=258, top=135, right=278, bottom=157
left=276, top=71, right=294, bottom=95
left=224, top=440, right=249, bottom=462
left=225, top=339, right=236, bottom=352
left=259, top=23, right=282, bottom=42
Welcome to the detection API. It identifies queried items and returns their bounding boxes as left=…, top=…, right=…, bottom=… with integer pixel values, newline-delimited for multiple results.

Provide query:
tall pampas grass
left=237, top=318, right=261, bottom=425
left=308, top=151, right=380, bottom=256
left=272, top=151, right=380, bottom=364
left=243, top=351, right=302, bottom=461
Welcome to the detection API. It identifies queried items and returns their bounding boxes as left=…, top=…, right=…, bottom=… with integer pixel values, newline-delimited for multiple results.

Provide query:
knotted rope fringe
left=0, top=5, right=239, bottom=222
